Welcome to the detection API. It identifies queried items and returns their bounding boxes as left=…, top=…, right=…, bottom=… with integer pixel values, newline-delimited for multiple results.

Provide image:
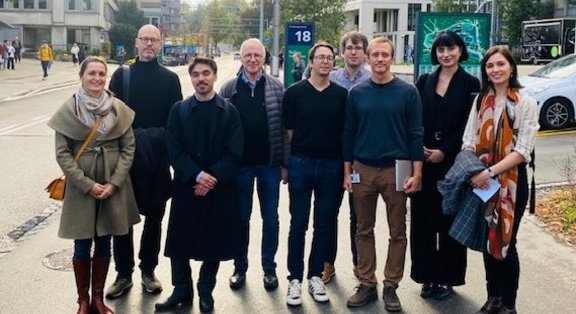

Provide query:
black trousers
left=170, top=258, right=219, bottom=297
left=112, top=203, right=166, bottom=277
left=483, top=164, right=528, bottom=308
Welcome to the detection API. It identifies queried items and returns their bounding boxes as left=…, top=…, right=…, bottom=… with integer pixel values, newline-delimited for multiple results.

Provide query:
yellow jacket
left=38, top=44, right=53, bottom=61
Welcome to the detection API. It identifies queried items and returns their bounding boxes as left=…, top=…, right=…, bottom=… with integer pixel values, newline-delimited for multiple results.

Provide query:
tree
left=108, top=1, right=146, bottom=58
left=433, top=0, right=467, bottom=13
left=282, top=0, right=346, bottom=47
left=500, top=0, right=540, bottom=48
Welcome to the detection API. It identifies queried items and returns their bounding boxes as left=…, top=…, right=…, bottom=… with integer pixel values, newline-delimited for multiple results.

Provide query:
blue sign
left=284, top=22, right=315, bottom=87
left=286, top=22, right=315, bottom=46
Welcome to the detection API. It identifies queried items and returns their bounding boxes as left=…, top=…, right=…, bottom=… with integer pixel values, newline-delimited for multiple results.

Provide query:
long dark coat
left=164, top=94, right=243, bottom=261
left=410, top=66, right=480, bottom=285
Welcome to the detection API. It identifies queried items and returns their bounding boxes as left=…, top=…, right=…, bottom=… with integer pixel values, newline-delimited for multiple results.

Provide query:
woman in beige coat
left=47, top=58, right=140, bottom=314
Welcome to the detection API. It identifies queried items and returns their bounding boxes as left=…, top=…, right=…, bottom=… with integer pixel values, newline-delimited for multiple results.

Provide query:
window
left=24, top=0, right=33, bottom=9
left=408, top=4, right=421, bottom=31
left=69, top=0, right=94, bottom=11
left=1, top=0, right=20, bottom=9
left=39, top=0, right=48, bottom=9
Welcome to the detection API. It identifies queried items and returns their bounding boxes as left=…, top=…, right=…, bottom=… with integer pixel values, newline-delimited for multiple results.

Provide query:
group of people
left=70, top=42, right=87, bottom=67
left=49, top=23, right=538, bottom=314
left=0, top=37, right=22, bottom=70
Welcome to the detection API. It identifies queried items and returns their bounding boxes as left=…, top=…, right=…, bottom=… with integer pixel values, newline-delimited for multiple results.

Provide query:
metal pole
left=271, top=0, right=280, bottom=77
left=490, top=0, right=496, bottom=46
left=259, top=0, right=264, bottom=41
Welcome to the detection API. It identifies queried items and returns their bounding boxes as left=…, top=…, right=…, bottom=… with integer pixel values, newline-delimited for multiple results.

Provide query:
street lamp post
left=271, top=0, right=280, bottom=77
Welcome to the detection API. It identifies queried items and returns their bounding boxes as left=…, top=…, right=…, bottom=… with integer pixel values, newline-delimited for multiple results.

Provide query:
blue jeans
left=74, top=235, right=112, bottom=260
left=234, top=165, right=280, bottom=273
left=287, top=155, right=344, bottom=281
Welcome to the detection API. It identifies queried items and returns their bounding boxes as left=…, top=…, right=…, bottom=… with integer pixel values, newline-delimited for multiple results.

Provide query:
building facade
left=137, top=0, right=182, bottom=37
left=344, top=0, right=433, bottom=64
left=0, top=0, right=119, bottom=53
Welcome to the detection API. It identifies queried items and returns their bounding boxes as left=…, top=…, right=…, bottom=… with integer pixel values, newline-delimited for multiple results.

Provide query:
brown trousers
left=352, top=161, right=407, bottom=288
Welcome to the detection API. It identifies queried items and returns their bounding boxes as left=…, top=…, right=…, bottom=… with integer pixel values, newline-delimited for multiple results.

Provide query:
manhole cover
left=43, top=248, right=73, bottom=271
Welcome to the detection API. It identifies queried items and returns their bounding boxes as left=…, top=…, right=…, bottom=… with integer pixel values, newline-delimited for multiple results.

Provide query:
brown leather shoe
left=383, top=286, right=402, bottom=312
left=321, top=263, right=335, bottom=283
left=346, top=284, right=377, bottom=308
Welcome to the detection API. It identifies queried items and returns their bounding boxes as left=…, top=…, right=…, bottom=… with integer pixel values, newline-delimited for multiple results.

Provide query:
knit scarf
left=475, top=88, right=519, bottom=260
left=74, top=87, right=116, bottom=133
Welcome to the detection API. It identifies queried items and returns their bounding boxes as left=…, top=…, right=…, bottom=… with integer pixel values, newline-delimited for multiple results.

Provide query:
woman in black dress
left=410, top=30, right=480, bottom=300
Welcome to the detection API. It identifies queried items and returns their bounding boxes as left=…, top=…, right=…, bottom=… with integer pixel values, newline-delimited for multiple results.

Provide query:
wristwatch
left=487, top=167, right=496, bottom=178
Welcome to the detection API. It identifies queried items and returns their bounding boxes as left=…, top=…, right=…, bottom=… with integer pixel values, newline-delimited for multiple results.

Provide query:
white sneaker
left=308, top=276, right=329, bottom=303
left=286, top=279, right=302, bottom=306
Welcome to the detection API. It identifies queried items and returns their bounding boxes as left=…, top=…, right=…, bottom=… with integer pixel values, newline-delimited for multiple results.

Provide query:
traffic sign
left=98, top=33, right=105, bottom=43
left=284, top=22, right=315, bottom=87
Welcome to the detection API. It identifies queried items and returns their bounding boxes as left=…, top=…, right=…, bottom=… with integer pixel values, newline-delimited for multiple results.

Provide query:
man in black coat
left=156, top=57, right=243, bottom=313
left=106, top=24, right=183, bottom=299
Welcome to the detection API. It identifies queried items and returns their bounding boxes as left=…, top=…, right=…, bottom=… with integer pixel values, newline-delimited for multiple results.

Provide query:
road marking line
left=30, top=115, right=48, bottom=122
left=0, top=117, right=50, bottom=136
left=0, top=124, right=19, bottom=133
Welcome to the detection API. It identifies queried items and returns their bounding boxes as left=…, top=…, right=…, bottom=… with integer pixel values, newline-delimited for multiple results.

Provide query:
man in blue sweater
left=343, top=37, right=423, bottom=311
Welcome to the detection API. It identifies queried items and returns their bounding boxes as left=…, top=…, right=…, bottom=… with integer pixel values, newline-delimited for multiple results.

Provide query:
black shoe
left=229, top=271, right=246, bottom=290
left=475, top=297, right=503, bottom=314
left=263, top=270, right=279, bottom=291
left=199, top=295, right=214, bottom=313
left=155, top=290, right=192, bottom=312
left=420, top=283, right=436, bottom=299
left=433, top=285, right=453, bottom=300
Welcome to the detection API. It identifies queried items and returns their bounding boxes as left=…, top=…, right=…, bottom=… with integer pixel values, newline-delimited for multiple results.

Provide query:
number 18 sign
left=284, top=22, right=315, bottom=87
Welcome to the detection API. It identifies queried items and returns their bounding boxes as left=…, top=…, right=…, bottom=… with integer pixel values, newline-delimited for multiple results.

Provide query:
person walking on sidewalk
left=12, top=36, right=22, bottom=63
left=38, top=41, right=53, bottom=80
left=6, top=42, right=15, bottom=70
left=343, top=37, right=423, bottom=311
left=219, top=38, right=287, bottom=292
left=47, top=57, right=141, bottom=314
left=71, top=43, right=80, bottom=67
left=462, top=46, right=539, bottom=314
left=283, top=42, right=347, bottom=307
left=106, top=24, right=183, bottom=299
left=156, top=57, right=243, bottom=313
left=324, top=30, right=371, bottom=284
left=410, top=30, right=480, bottom=300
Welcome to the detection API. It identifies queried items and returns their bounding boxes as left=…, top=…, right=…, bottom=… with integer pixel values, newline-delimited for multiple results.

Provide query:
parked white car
left=519, top=54, right=576, bottom=130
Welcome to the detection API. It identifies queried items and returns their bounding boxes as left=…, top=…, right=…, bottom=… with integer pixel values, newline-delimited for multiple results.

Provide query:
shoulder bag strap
left=74, top=117, right=102, bottom=161
left=122, top=65, right=130, bottom=104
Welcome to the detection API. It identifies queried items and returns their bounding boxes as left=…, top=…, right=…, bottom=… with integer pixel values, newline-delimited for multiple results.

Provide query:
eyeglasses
left=345, top=45, right=364, bottom=52
left=138, top=37, right=161, bottom=44
left=313, top=55, right=334, bottom=63
left=242, top=53, right=263, bottom=60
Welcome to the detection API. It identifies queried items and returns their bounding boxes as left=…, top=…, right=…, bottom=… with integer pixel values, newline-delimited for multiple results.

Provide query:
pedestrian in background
left=291, top=52, right=304, bottom=82
left=71, top=43, right=80, bottom=67
left=343, top=37, right=423, bottom=311
left=38, top=40, right=53, bottom=80
left=0, top=40, right=8, bottom=69
left=283, top=42, right=347, bottom=306
left=410, top=30, right=480, bottom=300
left=220, top=38, right=286, bottom=292
left=12, top=36, right=21, bottom=63
left=117, top=47, right=126, bottom=65
left=461, top=46, right=539, bottom=314
left=157, top=57, right=243, bottom=313
left=47, top=57, right=141, bottom=314
left=78, top=45, right=86, bottom=65
left=6, top=42, right=15, bottom=70
left=106, top=24, right=182, bottom=300
left=325, top=30, right=370, bottom=284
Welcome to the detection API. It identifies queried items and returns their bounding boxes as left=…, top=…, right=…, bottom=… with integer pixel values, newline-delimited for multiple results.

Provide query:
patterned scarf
left=74, top=87, right=116, bottom=133
left=475, top=88, right=519, bottom=260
